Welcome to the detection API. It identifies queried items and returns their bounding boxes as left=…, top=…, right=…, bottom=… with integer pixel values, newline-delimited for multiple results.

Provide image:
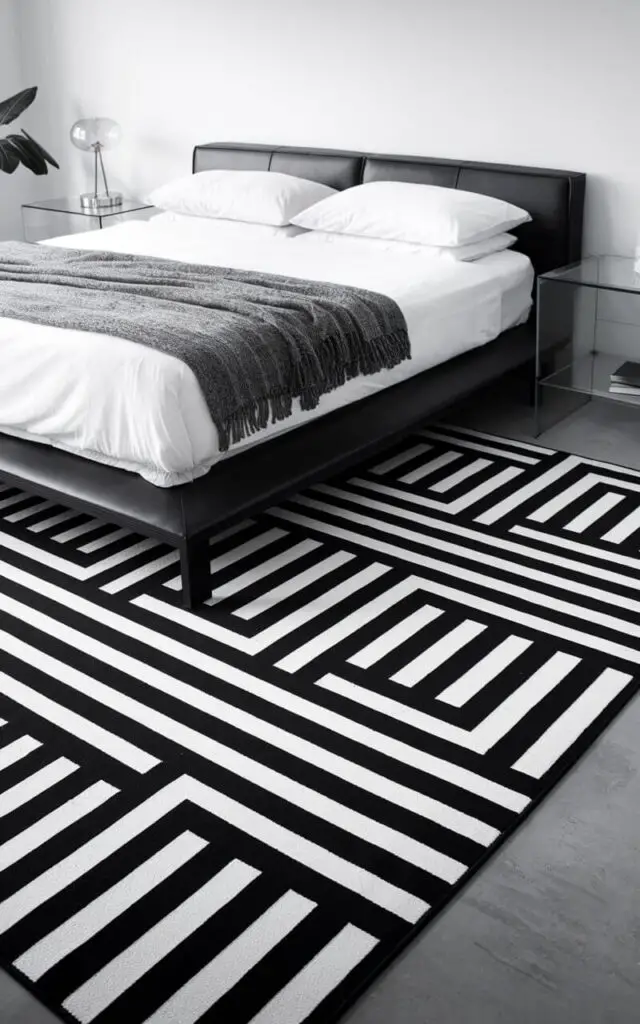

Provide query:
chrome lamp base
left=80, top=192, right=123, bottom=211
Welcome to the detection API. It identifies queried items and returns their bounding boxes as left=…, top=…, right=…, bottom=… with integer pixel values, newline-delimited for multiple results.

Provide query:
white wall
left=10, top=0, right=640, bottom=256
left=0, top=0, right=27, bottom=239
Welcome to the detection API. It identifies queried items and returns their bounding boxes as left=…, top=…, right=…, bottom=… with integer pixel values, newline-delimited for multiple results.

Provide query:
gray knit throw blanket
left=0, top=241, right=411, bottom=451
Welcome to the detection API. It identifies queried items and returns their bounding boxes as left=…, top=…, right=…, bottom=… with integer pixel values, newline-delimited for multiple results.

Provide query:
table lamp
left=70, top=117, right=123, bottom=210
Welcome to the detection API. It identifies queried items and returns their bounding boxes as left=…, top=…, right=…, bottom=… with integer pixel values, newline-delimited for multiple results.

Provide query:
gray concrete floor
left=2, top=392, right=640, bottom=1024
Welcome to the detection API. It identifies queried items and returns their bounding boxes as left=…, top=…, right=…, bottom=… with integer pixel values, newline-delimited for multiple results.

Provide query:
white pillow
left=291, top=180, right=531, bottom=247
left=291, top=229, right=517, bottom=261
left=149, top=211, right=306, bottom=238
left=147, top=170, right=336, bottom=227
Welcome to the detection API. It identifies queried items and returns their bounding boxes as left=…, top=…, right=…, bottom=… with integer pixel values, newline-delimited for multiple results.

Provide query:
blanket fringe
left=216, top=327, right=410, bottom=452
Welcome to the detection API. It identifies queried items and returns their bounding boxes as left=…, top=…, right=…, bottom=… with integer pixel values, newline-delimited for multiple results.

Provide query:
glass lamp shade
left=70, top=118, right=122, bottom=151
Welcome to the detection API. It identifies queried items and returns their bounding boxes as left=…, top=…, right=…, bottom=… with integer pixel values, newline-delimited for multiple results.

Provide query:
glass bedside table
left=21, top=196, right=154, bottom=242
left=536, top=256, right=640, bottom=433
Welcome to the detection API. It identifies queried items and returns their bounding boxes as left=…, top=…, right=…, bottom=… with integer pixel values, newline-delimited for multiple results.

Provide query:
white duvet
left=0, top=218, right=533, bottom=486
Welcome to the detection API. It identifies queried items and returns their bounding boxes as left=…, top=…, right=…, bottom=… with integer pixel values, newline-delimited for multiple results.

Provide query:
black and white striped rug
left=0, top=425, right=638, bottom=1024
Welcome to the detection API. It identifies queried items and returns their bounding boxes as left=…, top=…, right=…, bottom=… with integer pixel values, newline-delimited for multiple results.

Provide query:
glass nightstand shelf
left=21, top=196, right=154, bottom=241
left=536, top=256, right=640, bottom=431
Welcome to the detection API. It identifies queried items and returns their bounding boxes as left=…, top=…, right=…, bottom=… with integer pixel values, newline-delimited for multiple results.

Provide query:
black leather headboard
left=193, top=143, right=585, bottom=275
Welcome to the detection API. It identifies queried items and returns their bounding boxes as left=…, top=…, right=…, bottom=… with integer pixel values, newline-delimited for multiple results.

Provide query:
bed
left=0, top=143, right=585, bottom=606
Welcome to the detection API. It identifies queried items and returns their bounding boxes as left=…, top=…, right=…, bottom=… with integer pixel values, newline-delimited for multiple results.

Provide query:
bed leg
left=179, top=537, right=211, bottom=609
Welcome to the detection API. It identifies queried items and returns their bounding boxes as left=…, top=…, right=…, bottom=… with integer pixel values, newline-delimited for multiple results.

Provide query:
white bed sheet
left=0, top=218, right=533, bottom=486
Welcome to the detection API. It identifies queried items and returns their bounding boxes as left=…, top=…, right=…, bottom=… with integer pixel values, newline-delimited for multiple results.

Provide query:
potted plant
left=0, top=86, right=59, bottom=175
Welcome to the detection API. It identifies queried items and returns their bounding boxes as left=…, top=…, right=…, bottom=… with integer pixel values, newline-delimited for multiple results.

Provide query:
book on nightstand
left=609, top=360, right=640, bottom=394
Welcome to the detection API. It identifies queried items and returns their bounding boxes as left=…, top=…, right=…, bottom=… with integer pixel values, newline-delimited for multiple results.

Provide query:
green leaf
left=0, top=137, right=20, bottom=173
left=21, top=128, right=59, bottom=169
left=0, top=86, right=37, bottom=127
left=4, top=135, right=48, bottom=175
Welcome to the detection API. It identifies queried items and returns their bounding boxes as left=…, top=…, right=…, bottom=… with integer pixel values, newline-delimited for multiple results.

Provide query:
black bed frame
left=0, top=144, right=585, bottom=606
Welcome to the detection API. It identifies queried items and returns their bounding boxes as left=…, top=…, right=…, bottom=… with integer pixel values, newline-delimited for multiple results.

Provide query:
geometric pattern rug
left=0, top=425, right=638, bottom=1024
